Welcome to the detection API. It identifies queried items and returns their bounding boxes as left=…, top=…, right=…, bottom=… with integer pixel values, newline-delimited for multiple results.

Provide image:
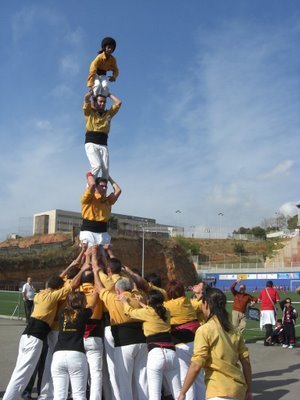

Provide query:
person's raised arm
left=91, top=246, right=105, bottom=292
left=107, top=176, right=121, bottom=203
left=60, top=244, right=87, bottom=279
left=70, top=262, right=91, bottom=290
left=230, top=279, right=239, bottom=295
left=108, top=93, right=122, bottom=108
left=122, top=265, right=149, bottom=292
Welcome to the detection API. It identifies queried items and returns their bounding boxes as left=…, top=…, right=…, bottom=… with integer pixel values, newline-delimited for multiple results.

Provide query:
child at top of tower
left=87, top=37, right=119, bottom=97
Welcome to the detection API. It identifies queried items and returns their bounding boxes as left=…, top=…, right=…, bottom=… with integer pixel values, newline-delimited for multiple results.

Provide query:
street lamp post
left=218, top=212, right=224, bottom=238
left=175, top=210, right=182, bottom=236
left=141, top=226, right=145, bottom=278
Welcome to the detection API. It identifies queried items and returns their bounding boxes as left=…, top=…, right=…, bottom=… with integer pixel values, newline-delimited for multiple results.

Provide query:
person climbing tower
left=87, top=37, right=119, bottom=97
left=83, top=89, right=122, bottom=181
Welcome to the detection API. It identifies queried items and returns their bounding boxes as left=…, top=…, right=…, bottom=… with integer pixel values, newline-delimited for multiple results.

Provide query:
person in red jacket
left=230, top=279, right=257, bottom=333
left=258, top=281, right=280, bottom=346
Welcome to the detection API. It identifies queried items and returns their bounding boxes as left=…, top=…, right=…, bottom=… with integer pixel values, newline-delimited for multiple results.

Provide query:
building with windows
left=33, top=210, right=82, bottom=235
left=33, top=209, right=182, bottom=237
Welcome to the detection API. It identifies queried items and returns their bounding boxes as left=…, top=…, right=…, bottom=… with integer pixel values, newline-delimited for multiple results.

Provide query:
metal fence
left=197, top=262, right=300, bottom=274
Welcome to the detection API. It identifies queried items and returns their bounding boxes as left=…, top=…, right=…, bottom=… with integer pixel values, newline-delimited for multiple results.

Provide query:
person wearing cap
left=83, top=89, right=121, bottom=181
left=87, top=37, right=119, bottom=97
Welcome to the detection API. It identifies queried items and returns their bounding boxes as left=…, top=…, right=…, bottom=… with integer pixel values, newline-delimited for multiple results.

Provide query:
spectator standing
left=258, top=281, right=280, bottom=346
left=280, top=298, right=298, bottom=348
left=230, top=279, right=257, bottom=333
left=22, top=277, right=35, bottom=323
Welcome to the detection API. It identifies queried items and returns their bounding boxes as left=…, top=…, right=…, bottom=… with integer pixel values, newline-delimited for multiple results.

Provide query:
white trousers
left=79, top=231, right=111, bottom=247
left=103, top=326, right=121, bottom=400
left=38, top=330, right=58, bottom=400
left=84, top=336, right=103, bottom=400
left=93, top=74, right=110, bottom=97
left=114, top=343, right=148, bottom=400
left=3, top=335, right=43, bottom=400
left=85, top=142, right=109, bottom=180
left=51, top=350, right=88, bottom=400
left=176, top=342, right=206, bottom=400
left=147, top=347, right=181, bottom=400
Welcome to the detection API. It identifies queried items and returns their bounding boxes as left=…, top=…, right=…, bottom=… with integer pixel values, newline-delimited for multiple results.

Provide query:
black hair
left=81, top=270, right=94, bottom=284
left=63, top=292, right=86, bottom=323
left=266, top=280, right=274, bottom=288
left=276, top=318, right=282, bottom=323
left=107, top=257, right=122, bottom=274
left=145, top=273, right=162, bottom=288
left=94, top=94, right=107, bottom=101
left=147, top=290, right=167, bottom=322
left=100, top=37, right=116, bottom=52
left=95, top=177, right=108, bottom=186
left=202, top=286, right=232, bottom=332
left=47, top=276, right=64, bottom=289
left=66, top=266, right=80, bottom=279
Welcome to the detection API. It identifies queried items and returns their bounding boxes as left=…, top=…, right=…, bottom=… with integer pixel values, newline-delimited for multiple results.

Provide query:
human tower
left=79, top=36, right=122, bottom=250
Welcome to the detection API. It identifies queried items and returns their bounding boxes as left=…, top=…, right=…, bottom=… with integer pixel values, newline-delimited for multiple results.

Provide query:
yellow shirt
left=123, top=303, right=171, bottom=337
left=190, top=297, right=206, bottom=325
left=31, top=283, right=72, bottom=328
left=81, top=189, right=116, bottom=222
left=81, top=283, right=103, bottom=320
left=192, top=316, right=249, bottom=400
left=87, top=52, right=119, bottom=87
left=83, top=103, right=120, bottom=133
left=164, top=296, right=197, bottom=325
left=98, top=271, right=123, bottom=292
left=99, top=290, right=141, bottom=325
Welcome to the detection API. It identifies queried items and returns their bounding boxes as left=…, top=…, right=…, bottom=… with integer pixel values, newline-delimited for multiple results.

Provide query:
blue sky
left=0, top=0, right=300, bottom=240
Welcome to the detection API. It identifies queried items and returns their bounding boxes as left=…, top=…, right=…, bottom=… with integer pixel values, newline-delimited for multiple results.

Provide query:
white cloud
left=257, top=160, right=294, bottom=181
left=50, top=84, right=74, bottom=98
left=59, top=55, right=80, bottom=76
left=64, top=27, right=85, bottom=47
left=11, top=6, right=63, bottom=44
left=279, top=202, right=299, bottom=217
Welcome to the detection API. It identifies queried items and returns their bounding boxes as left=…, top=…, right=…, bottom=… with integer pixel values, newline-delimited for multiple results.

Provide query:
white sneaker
left=282, top=344, right=288, bottom=348
left=288, top=345, right=294, bottom=349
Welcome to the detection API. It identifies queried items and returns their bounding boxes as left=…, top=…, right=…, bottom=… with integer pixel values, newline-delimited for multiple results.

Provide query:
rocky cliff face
left=0, top=234, right=198, bottom=287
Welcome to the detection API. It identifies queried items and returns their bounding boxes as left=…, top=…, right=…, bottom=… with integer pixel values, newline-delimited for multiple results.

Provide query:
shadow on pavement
left=253, top=378, right=298, bottom=399
left=253, top=363, right=300, bottom=378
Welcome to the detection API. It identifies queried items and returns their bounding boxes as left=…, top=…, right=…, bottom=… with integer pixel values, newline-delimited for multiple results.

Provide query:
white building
left=33, top=210, right=82, bottom=235
left=33, top=209, right=180, bottom=237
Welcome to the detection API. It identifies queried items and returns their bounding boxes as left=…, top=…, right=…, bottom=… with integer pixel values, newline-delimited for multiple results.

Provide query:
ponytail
left=147, top=290, right=168, bottom=322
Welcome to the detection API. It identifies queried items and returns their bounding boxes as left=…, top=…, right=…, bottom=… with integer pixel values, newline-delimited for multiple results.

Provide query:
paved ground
left=0, top=318, right=300, bottom=399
